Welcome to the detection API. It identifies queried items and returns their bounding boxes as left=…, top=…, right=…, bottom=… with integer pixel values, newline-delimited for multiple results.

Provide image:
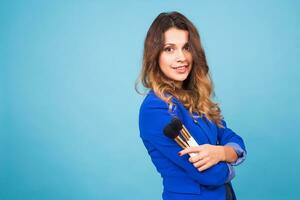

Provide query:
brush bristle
left=163, top=124, right=179, bottom=139
left=171, top=118, right=183, bottom=131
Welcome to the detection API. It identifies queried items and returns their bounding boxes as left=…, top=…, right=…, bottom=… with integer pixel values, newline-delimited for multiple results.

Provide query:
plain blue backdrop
left=1, top=1, right=299, bottom=199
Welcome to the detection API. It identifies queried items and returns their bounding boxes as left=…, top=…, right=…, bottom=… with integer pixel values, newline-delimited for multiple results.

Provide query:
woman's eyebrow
left=164, top=42, right=188, bottom=46
left=164, top=43, right=175, bottom=46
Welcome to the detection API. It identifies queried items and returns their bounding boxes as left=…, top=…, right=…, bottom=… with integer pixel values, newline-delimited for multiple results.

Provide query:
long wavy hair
left=135, top=11, right=224, bottom=128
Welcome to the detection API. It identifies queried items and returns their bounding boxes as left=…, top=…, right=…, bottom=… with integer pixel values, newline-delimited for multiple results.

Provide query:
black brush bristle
left=163, top=124, right=179, bottom=139
left=171, top=118, right=183, bottom=131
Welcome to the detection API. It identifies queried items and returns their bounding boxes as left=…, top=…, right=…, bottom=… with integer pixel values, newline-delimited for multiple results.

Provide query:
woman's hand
left=178, top=144, right=225, bottom=172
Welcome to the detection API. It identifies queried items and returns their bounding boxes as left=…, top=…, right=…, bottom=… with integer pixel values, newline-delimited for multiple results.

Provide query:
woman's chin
left=173, top=75, right=189, bottom=82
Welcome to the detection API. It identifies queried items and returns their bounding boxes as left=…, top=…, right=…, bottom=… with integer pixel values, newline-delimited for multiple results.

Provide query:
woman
left=136, top=11, right=246, bottom=200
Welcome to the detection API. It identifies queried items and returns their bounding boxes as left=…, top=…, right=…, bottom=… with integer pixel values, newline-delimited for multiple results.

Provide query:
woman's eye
left=184, top=45, right=191, bottom=51
left=164, top=47, right=173, bottom=52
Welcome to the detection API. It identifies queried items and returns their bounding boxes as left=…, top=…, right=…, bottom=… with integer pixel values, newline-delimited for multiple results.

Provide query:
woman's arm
left=183, top=118, right=247, bottom=167
left=178, top=144, right=237, bottom=171
left=217, top=120, right=247, bottom=166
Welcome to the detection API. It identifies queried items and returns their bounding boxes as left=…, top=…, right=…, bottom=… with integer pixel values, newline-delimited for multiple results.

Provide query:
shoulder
left=139, top=90, right=182, bottom=118
left=139, top=90, right=173, bottom=124
left=137, top=91, right=192, bottom=141
left=138, top=91, right=177, bottom=138
left=139, top=90, right=169, bottom=112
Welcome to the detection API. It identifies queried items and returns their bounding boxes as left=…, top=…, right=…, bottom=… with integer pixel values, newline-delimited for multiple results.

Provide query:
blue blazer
left=139, top=90, right=246, bottom=200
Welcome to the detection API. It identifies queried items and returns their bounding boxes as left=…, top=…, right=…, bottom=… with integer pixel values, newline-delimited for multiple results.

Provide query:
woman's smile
left=171, top=64, right=190, bottom=73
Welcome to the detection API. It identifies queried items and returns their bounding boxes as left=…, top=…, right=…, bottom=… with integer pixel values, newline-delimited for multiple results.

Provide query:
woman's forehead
left=164, top=28, right=189, bottom=45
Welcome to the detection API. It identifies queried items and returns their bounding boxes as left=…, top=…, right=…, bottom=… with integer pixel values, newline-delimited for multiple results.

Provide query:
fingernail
left=178, top=152, right=182, bottom=156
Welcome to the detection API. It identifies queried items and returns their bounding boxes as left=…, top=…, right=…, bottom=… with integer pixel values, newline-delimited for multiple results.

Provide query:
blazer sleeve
left=217, top=120, right=247, bottom=166
left=139, top=97, right=231, bottom=186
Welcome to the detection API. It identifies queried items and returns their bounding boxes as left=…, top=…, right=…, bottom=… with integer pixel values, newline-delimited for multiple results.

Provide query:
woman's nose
left=176, top=50, right=186, bottom=62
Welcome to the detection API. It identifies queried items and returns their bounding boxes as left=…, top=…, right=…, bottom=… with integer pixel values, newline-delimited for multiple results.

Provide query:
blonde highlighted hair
left=135, top=11, right=224, bottom=128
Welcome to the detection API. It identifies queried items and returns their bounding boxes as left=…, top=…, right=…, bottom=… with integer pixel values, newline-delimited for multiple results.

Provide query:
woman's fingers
left=198, top=162, right=212, bottom=172
left=178, top=146, right=204, bottom=156
left=189, top=152, right=207, bottom=163
left=178, top=144, right=221, bottom=171
left=193, top=157, right=209, bottom=168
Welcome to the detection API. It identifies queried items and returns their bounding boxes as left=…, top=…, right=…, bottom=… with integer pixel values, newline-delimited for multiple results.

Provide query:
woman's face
left=159, top=27, right=193, bottom=87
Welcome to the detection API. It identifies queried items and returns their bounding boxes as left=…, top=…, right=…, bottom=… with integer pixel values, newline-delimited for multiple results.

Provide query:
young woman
left=136, top=11, right=246, bottom=200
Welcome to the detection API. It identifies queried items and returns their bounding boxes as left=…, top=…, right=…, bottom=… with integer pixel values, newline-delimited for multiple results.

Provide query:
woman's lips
left=172, top=65, right=189, bottom=73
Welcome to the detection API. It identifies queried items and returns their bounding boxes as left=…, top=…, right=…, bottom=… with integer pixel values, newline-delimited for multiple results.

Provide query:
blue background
left=1, top=1, right=299, bottom=199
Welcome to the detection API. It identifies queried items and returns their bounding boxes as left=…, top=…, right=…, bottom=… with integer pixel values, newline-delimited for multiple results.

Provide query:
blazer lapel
left=194, top=117, right=215, bottom=144
left=202, top=116, right=218, bottom=145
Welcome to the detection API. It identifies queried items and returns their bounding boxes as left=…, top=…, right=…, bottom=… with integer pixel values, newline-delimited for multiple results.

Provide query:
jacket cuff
left=225, top=163, right=235, bottom=183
